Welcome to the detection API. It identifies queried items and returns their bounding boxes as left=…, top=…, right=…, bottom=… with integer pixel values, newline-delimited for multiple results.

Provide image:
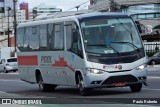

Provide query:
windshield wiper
left=87, top=44, right=121, bottom=55
left=117, top=19, right=134, bottom=43
left=111, top=42, right=140, bottom=51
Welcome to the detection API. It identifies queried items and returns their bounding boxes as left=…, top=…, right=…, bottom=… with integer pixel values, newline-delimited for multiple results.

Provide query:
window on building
left=156, top=13, right=160, bottom=18
left=138, top=15, right=145, bottom=19
left=146, top=14, right=154, bottom=18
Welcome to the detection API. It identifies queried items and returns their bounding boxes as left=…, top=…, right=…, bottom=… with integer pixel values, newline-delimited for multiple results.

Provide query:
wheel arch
left=75, top=70, right=83, bottom=85
left=35, top=69, right=42, bottom=83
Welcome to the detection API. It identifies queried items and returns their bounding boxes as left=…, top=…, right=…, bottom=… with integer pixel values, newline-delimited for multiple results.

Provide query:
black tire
left=37, top=74, right=57, bottom=92
left=130, top=83, right=142, bottom=92
left=150, top=60, right=156, bottom=65
left=78, top=74, right=88, bottom=96
left=13, top=70, right=16, bottom=72
left=4, top=68, right=8, bottom=73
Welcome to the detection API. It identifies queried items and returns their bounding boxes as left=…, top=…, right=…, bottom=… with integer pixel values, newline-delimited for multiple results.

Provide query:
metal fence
left=143, top=42, right=160, bottom=54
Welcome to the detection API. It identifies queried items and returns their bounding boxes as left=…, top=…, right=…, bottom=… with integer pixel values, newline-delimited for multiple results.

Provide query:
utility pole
left=7, top=7, right=11, bottom=47
left=13, top=0, right=17, bottom=51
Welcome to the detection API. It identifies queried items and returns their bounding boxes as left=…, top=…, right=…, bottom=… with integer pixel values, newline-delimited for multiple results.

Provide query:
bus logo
left=118, top=65, right=122, bottom=70
left=41, top=56, right=52, bottom=63
left=103, top=65, right=122, bottom=70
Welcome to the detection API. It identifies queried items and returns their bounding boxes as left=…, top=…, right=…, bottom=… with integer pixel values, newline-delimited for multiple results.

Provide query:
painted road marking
left=0, top=79, right=24, bottom=82
left=0, top=73, right=19, bottom=75
left=143, top=88, right=160, bottom=91
left=148, top=76, right=160, bottom=79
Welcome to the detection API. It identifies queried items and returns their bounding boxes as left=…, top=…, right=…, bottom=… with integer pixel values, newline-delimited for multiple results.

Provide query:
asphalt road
left=0, top=68, right=160, bottom=106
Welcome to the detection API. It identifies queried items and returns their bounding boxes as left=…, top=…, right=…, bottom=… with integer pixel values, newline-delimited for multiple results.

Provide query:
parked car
left=148, top=52, right=160, bottom=65
left=0, top=57, right=18, bottom=73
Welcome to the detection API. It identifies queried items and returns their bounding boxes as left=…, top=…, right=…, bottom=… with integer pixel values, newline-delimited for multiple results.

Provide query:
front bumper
left=83, top=68, right=148, bottom=88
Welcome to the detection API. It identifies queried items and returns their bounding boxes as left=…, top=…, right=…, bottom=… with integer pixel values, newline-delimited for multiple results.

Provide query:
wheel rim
left=151, top=61, right=155, bottom=65
left=78, top=75, right=85, bottom=92
left=38, top=76, right=44, bottom=91
left=4, top=68, right=7, bottom=73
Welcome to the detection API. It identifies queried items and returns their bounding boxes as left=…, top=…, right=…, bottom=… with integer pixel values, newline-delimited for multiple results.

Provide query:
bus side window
left=47, top=23, right=54, bottom=50
left=72, top=28, right=83, bottom=58
left=65, top=25, right=72, bottom=50
left=39, top=24, right=47, bottom=50
left=24, top=27, right=31, bottom=51
left=17, top=27, right=24, bottom=51
left=54, top=23, right=64, bottom=50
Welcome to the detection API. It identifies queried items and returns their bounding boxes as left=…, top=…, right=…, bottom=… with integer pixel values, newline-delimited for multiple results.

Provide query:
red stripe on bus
left=52, top=57, right=75, bottom=72
left=18, top=56, right=38, bottom=66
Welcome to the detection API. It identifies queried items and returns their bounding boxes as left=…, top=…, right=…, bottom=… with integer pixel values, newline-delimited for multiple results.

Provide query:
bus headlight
left=87, top=68, right=104, bottom=74
left=136, top=64, right=147, bottom=70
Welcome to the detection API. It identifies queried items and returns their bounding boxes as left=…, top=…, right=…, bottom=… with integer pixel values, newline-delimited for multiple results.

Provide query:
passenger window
left=54, top=23, right=64, bottom=50
left=17, top=27, right=24, bottom=49
left=24, top=27, right=31, bottom=51
left=65, top=25, right=72, bottom=50
left=30, top=26, right=40, bottom=50
left=39, top=24, right=47, bottom=50
left=47, top=23, right=54, bottom=50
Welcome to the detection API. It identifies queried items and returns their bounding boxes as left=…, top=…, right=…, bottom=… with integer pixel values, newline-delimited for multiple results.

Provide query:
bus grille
left=101, top=75, right=138, bottom=85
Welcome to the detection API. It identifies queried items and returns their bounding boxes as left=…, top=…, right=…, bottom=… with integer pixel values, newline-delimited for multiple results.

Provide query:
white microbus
left=17, top=12, right=148, bottom=95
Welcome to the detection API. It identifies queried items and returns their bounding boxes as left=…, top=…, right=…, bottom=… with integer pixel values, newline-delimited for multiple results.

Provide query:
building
left=16, top=10, right=25, bottom=23
left=0, top=0, right=14, bottom=17
left=33, top=3, right=62, bottom=18
left=89, top=0, right=160, bottom=28
left=19, top=2, right=29, bottom=20
left=0, top=0, right=17, bottom=48
left=29, top=9, right=33, bottom=20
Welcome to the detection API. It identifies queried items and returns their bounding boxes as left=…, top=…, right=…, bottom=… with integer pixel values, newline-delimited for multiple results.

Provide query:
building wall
left=33, top=4, right=62, bottom=17
left=16, top=10, right=26, bottom=23
left=20, top=2, right=29, bottom=20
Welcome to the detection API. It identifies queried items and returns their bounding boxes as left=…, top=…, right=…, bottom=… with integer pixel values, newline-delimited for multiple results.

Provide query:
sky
left=19, top=0, right=90, bottom=11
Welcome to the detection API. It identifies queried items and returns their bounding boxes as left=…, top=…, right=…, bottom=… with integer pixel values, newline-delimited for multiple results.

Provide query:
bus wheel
left=4, top=68, right=8, bottom=73
left=38, top=74, right=46, bottom=92
left=38, top=74, right=56, bottom=92
left=78, top=74, right=88, bottom=96
left=130, top=83, right=142, bottom=92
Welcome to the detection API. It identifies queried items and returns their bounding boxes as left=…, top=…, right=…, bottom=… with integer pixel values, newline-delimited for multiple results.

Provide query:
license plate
left=114, top=82, right=126, bottom=87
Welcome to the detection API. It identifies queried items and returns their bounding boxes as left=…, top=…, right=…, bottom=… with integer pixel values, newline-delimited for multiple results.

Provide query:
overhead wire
left=67, top=0, right=89, bottom=11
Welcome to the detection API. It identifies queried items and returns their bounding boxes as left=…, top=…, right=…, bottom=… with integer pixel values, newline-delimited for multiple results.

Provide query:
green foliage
left=10, top=51, right=15, bottom=57
left=153, top=25, right=160, bottom=29
left=147, top=52, right=156, bottom=57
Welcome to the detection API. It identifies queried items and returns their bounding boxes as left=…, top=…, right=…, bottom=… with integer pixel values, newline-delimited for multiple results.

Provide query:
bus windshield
left=81, top=18, right=143, bottom=54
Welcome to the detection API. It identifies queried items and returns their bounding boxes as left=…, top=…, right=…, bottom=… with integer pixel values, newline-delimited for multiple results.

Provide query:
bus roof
left=76, top=12, right=130, bottom=21
left=17, top=12, right=130, bottom=28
